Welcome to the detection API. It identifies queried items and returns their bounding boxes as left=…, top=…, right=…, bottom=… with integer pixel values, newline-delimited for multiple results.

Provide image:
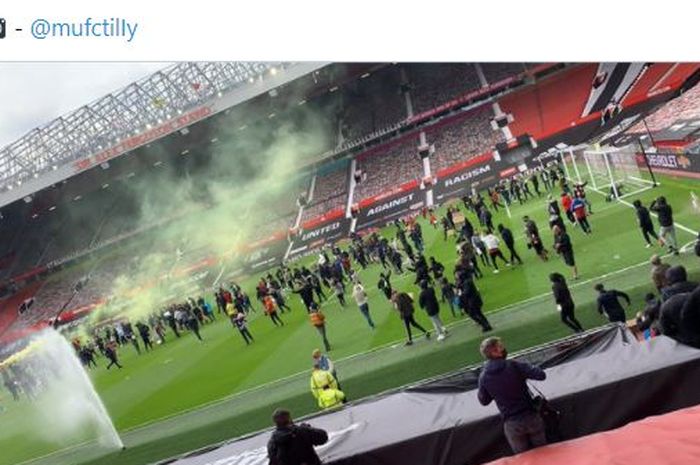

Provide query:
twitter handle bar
left=30, top=18, right=139, bottom=43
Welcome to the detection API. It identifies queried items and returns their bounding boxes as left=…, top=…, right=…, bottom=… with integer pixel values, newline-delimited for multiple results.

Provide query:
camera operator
left=267, top=409, right=328, bottom=465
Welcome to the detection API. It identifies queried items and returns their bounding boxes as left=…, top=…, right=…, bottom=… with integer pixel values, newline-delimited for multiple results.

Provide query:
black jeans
left=561, top=306, right=583, bottom=333
left=641, top=225, right=659, bottom=245
left=403, top=315, right=428, bottom=341
left=269, top=312, right=284, bottom=326
left=238, top=328, right=254, bottom=344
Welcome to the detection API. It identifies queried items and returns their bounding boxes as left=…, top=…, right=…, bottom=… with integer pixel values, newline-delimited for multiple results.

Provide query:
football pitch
left=2, top=174, right=699, bottom=465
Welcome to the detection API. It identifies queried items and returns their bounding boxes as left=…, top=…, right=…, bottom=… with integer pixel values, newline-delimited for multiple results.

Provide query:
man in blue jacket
left=477, top=337, right=547, bottom=454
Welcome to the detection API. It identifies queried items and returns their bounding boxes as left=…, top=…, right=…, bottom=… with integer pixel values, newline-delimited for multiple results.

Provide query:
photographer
left=267, top=409, right=328, bottom=465
left=477, top=337, right=547, bottom=454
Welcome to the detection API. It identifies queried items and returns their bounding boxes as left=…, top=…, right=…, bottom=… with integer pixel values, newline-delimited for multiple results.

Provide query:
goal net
left=560, top=145, right=656, bottom=200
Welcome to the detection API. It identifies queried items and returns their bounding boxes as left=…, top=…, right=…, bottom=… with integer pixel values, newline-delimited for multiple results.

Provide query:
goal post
left=566, top=144, right=657, bottom=200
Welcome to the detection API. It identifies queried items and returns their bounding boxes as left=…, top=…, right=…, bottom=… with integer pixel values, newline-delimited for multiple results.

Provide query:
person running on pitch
left=633, top=199, right=660, bottom=248
left=309, top=303, right=331, bottom=352
left=332, top=278, right=346, bottom=307
left=497, top=224, right=523, bottom=265
left=594, top=283, right=631, bottom=323
left=553, top=225, right=578, bottom=279
left=418, top=280, right=448, bottom=341
left=440, top=277, right=459, bottom=318
left=571, top=194, right=592, bottom=234
left=550, top=272, right=584, bottom=333
left=650, top=196, right=678, bottom=254
left=523, top=216, right=549, bottom=261
left=234, top=311, right=254, bottom=345
left=377, top=270, right=393, bottom=300
left=352, top=282, right=376, bottom=329
left=481, top=230, right=510, bottom=273
left=392, top=290, right=430, bottom=346
left=104, top=340, right=123, bottom=369
left=263, top=293, right=285, bottom=327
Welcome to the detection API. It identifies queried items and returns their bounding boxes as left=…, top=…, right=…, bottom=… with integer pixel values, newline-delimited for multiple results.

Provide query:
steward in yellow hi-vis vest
left=310, top=364, right=338, bottom=400
left=317, top=385, right=346, bottom=409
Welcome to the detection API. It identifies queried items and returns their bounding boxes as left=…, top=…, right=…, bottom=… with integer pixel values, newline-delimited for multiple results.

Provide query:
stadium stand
left=408, top=63, right=482, bottom=114
left=302, top=164, right=349, bottom=222
left=627, top=80, right=700, bottom=133
left=340, top=66, right=407, bottom=142
left=354, top=134, right=424, bottom=201
left=498, top=63, right=599, bottom=140
left=480, top=63, right=526, bottom=85
left=0, top=282, right=44, bottom=333
left=426, top=105, right=505, bottom=171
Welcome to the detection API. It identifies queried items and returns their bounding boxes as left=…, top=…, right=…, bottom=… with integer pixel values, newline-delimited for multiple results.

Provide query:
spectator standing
left=661, top=266, right=698, bottom=302
left=477, top=337, right=547, bottom=454
left=650, top=255, right=671, bottom=292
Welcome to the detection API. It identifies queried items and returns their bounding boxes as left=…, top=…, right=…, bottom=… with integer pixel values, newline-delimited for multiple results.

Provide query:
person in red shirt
left=263, top=294, right=285, bottom=327
left=560, top=192, right=575, bottom=225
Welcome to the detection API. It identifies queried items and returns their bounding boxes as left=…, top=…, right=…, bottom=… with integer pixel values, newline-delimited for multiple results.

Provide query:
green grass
left=1, top=172, right=699, bottom=465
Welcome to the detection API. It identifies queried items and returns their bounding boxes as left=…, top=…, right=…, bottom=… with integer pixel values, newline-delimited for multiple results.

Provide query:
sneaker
left=405, top=340, right=413, bottom=346
left=493, top=269, right=499, bottom=274
left=437, top=334, right=446, bottom=342
left=425, top=331, right=431, bottom=339
left=505, top=263, right=512, bottom=267
left=645, top=244, right=652, bottom=248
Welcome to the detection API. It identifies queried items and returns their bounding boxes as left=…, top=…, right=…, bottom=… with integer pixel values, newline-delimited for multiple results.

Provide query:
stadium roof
left=0, top=61, right=329, bottom=208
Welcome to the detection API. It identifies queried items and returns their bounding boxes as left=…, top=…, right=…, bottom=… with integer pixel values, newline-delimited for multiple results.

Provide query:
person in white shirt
left=481, top=231, right=510, bottom=273
left=352, top=282, right=376, bottom=329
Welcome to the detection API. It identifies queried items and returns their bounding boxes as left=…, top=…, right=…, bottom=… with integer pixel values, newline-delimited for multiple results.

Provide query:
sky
left=0, top=62, right=169, bottom=148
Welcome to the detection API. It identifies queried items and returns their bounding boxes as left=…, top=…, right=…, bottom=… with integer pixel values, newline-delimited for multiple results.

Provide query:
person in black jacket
left=418, top=280, right=447, bottom=340
left=456, top=273, right=493, bottom=332
left=594, top=283, right=630, bottom=323
left=293, top=279, right=316, bottom=312
left=633, top=199, right=659, bottom=248
left=550, top=273, right=583, bottom=333
left=661, top=266, right=699, bottom=302
left=267, top=409, right=328, bottom=465
left=553, top=225, right=578, bottom=279
left=477, top=337, right=547, bottom=454
left=429, top=257, right=445, bottom=280
left=497, top=224, right=523, bottom=265
left=440, top=277, right=458, bottom=317
left=650, top=196, right=678, bottom=254
left=392, top=291, right=430, bottom=346
left=377, top=271, right=392, bottom=300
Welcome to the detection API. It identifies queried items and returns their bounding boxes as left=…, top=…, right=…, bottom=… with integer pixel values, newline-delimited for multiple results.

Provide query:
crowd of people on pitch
left=266, top=239, right=700, bottom=465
